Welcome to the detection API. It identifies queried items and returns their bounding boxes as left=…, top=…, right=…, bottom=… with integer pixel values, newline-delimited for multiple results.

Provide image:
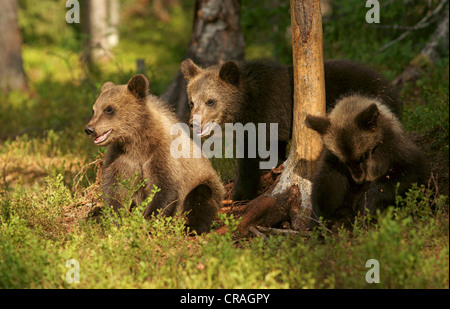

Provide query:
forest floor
left=0, top=0, right=448, bottom=289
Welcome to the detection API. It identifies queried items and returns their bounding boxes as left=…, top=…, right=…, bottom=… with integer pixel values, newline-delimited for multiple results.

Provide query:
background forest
left=0, top=0, right=448, bottom=289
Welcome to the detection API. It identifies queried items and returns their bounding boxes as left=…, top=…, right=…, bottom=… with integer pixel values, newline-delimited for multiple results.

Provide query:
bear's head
left=85, top=74, right=150, bottom=146
left=305, top=95, right=387, bottom=184
left=180, top=58, right=245, bottom=137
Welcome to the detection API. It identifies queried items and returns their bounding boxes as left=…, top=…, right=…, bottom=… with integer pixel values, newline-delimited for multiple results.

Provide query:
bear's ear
left=219, top=61, right=240, bottom=86
left=355, top=103, right=379, bottom=131
left=305, top=114, right=331, bottom=135
left=180, top=58, right=202, bottom=80
left=127, top=74, right=149, bottom=99
left=101, top=82, right=115, bottom=93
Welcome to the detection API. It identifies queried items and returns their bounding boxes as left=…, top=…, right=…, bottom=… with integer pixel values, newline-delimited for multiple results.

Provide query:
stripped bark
left=236, top=0, right=326, bottom=235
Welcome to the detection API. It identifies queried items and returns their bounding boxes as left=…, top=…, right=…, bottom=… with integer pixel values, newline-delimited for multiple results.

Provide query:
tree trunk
left=237, top=0, right=326, bottom=235
left=0, top=0, right=28, bottom=92
left=276, top=0, right=326, bottom=183
left=161, top=0, right=245, bottom=122
left=106, top=0, right=120, bottom=48
left=82, top=0, right=118, bottom=64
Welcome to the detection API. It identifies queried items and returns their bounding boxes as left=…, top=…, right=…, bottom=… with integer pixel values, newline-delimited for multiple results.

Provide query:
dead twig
left=248, top=225, right=313, bottom=238
left=377, top=0, right=448, bottom=54
left=256, top=226, right=298, bottom=235
left=256, top=226, right=312, bottom=237
left=72, top=158, right=102, bottom=191
left=249, top=226, right=267, bottom=238
left=369, top=23, right=432, bottom=31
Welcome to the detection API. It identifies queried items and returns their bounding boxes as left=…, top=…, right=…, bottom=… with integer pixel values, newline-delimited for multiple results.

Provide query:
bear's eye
left=206, top=99, right=216, bottom=107
left=91, top=109, right=94, bottom=115
left=189, top=101, right=194, bottom=109
left=359, top=151, right=370, bottom=163
left=104, top=106, right=114, bottom=115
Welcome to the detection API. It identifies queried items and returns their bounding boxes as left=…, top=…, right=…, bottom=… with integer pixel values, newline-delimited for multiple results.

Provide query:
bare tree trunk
left=161, top=0, right=245, bottom=122
left=107, top=0, right=120, bottom=48
left=82, top=0, right=117, bottom=64
left=237, top=0, right=326, bottom=235
left=0, top=0, right=27, bottom=92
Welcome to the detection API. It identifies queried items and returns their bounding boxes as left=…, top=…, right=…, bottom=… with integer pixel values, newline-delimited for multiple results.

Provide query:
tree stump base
left=217, top=164, right=312, bottom=236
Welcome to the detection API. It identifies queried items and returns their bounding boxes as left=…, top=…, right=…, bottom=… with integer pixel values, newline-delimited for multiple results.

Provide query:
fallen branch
left=256, top=226, right=311, bottom=236
left=249, top=226, right=267, bottom=238
left=248, top=226, right=312, bottom=238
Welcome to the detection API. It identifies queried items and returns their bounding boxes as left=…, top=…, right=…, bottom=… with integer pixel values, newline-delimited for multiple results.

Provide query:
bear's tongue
left=95, top=129, right=112, bottom=144
left=198, top=122, right=214, bottom=137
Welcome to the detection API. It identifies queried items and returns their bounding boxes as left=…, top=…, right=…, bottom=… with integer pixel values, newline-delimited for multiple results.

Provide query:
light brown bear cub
left=85, top=74, right=224, bottom=234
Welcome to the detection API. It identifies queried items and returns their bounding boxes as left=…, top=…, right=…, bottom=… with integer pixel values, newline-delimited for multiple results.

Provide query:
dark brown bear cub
left=85, top=74, right=224, bottom=234
left=305, top=94, right=429, bottom=228
left=181, top=58, right=402, bottom=202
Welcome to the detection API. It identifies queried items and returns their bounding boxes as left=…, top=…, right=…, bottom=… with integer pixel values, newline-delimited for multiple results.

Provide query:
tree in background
left=81, top=0, right=120, bottom=65
left=162, top=0, right=245, bottom=122
left=0, top=0, right=28, bottom=92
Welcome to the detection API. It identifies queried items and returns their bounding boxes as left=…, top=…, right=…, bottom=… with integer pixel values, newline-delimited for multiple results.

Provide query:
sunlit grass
left=0, top=0, right=448, bottom=289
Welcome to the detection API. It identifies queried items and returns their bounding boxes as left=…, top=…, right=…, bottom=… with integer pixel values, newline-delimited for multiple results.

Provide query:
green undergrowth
left=0, top=0, right=448, bottom=289
left=0, top=173, right=448, bottom=288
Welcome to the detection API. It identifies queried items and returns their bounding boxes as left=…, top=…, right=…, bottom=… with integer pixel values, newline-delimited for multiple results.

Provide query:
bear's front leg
left=144, top=166, right=179, bottom=219
left=359, top=163, right=424, bottom=215
left=102, top=166, right=130, bottom=213
left=143, top=186, right=179, bottom=219
left=233, top=157, right=261, bottom=201
left=309, top=152, right=350, bottom=229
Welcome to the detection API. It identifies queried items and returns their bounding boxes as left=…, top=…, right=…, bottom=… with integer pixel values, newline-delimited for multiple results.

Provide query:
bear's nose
left=85, top=125, right=95, bottom=135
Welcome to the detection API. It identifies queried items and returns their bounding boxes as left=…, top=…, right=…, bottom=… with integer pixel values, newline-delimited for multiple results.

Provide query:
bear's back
left=324, top=59, right=402, bottom=117
left=239, top=60, right=293, bottom=140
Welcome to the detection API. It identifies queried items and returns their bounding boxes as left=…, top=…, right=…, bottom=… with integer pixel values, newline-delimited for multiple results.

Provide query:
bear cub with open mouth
left=85, top=74, right=224, bottom=234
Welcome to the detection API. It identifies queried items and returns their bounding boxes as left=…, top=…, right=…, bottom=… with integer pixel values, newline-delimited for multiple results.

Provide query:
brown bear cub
left=305, top=94, right=429, bottom=228
left=181, top=58, right=402, bottom=201
left=85, top=74, right=224, bottom=234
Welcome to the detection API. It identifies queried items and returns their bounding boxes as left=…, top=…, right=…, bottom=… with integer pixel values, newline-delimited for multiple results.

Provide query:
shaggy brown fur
left=85, top=74, right=224, bottom=233
left=181, top=58, right=402, bottom=201
left=306, top=95, right=429, bottom=228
